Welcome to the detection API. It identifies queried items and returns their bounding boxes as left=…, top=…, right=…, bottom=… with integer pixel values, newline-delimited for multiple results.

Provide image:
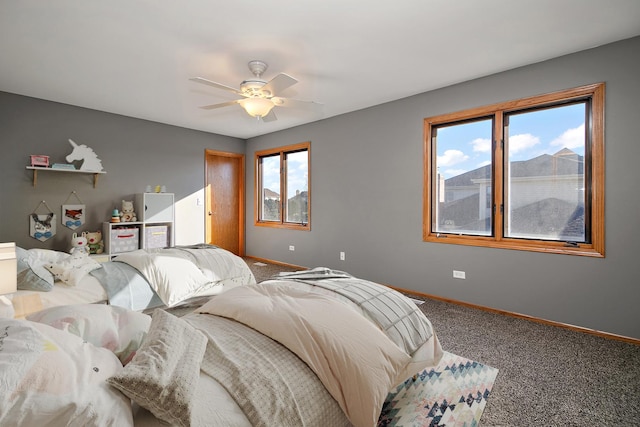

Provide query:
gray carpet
left=243, top=258, right=640, bottom=427
left=413, top=296, right=640, bottom=426
left=243, top=257, right=301, bottom=282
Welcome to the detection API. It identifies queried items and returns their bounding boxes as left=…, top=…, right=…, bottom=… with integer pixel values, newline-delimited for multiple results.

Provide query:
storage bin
left=145, top=225, right=169, bottom=249
left=110, top=227, right=139, bottom=254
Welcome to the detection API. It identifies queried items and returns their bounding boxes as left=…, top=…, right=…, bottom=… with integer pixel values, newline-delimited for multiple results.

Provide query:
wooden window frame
left=423, top=83, right=605, bottom=257
left=255, top=141, right=311, bottom=231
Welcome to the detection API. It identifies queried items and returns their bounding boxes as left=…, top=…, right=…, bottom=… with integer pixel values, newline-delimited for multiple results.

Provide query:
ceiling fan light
left=240, top=98, right=275, bottom=118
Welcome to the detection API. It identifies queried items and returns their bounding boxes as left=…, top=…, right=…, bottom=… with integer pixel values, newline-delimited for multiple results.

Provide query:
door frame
left=204, top=149, right=246, bottom=256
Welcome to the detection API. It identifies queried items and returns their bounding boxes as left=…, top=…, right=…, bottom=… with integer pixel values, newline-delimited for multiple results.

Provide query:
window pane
left=505, top=103, right=587, bottom=242
left=285, top=150, right=308, bottom=224
left=433, top=119, right=493, bottom=236
left=260, top=154, right=280, bottom=222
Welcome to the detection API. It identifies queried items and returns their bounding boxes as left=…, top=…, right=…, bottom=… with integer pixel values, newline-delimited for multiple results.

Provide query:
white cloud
left=437, top=149, right=469, bottom=166
left=262, top=158, right=280, bottom=191
left=509, top=133, right=540, bottom=153
left=550, top=123, right=585, bottom=149
left=288, top=157, right=308, bottom=194
left=288, top=172, right=308, bottom=194
left=471, top=138, right=492, bottom=153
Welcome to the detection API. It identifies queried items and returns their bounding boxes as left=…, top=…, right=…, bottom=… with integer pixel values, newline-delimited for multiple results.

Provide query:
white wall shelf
left=26, top=166, right=106, bottom=188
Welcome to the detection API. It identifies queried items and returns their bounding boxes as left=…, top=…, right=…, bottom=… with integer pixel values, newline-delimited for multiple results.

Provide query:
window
left=255, top=142, right=310, bottom=230
left=424, top=83, right=604, bottom=257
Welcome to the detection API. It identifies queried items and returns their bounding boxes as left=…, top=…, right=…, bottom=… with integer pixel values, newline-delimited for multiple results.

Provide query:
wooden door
left=205, top=150, right=245, bottom=255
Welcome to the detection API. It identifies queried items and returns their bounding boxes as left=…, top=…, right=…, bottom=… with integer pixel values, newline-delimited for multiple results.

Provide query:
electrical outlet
left=453, top=270, right=466, bottom=279
left=340, top=251, right=345, bottom=261
left=289, top=245, right=295, bottom=251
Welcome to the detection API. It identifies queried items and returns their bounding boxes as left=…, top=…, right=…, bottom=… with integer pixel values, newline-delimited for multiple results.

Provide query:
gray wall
left=245, top=36, right=640, bottom=340
left=0, top=92, right=245, bottom=249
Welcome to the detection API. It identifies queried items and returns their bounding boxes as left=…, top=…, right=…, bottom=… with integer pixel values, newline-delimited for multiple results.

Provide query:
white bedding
left=1, top=305, right=251, bottom=427
left=8, top=275, right=107, bottom=318
left=113, top=247, right=255, bottom=307
left=0, top=317, right=133, bottom=426
left=3, top=269, right=442, bottom=426
left=262, top=272, right=444, bottom=385
left=136, top=277, right=443, bottom=427
left=197, top=282, right=412, bottom=427
left=9, top=246, right=256, bottom=317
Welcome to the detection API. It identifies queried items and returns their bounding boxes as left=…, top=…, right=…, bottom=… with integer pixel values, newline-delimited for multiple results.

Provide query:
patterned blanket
left=379, top=351, right=499, bottom=426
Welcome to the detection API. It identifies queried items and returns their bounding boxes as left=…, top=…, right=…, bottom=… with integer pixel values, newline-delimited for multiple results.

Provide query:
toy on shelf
left=30, top=155, right=50, bottom=167
left=111, top=209, right=121, bottom=223
left=119, top=200, right=137, bottom=222
left=86, top=231, right=104, bottom=254
left=70, top=232, right=89, bottom=257
left=148, top=185, right=168, bottom=193
left=51, top=163, right=76, bottom=170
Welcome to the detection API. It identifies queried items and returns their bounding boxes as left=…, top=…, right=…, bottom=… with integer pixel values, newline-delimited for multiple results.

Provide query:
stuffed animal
left=119, top=200, right=137, bottom=222
left=86, top=230, right=104, bottom=254
left=70, top=232, right=89, bottom=256
left=44, top=262, right=73, bottom=284
left=44, top=255, right=101, bottom=286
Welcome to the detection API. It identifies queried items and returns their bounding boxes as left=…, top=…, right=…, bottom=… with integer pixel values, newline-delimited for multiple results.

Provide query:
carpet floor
left=414, top=296, right=640, bottom=427
left=243, top=257, right=640, bottom=427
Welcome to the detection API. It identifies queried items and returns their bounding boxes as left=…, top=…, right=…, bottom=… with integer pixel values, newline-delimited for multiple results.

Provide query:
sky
left=436, top=102, right=586, bottom=179
left=262, top=102, right=586, bottom=195
left=261, top=151, right=308, bottom=198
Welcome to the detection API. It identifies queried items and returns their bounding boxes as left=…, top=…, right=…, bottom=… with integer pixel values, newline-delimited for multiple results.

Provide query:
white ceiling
left=1, top=1, right=639, bottom=140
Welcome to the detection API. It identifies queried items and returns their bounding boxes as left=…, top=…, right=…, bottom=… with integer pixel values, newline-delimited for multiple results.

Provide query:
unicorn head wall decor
left=65, top=139, right=104, bottom=171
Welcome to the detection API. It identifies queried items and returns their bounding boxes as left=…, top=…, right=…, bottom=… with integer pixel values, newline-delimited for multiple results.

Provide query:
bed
left=0, top=267, right=443, bottom=427
left=8, top=245, right=256, bottom=318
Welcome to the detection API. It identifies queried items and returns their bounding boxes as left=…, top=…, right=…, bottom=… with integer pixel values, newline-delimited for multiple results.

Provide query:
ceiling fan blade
left=272, top=97, right=323, bottom=111
left=260, top=73, right=298, bottom=97
left=198, top=100, right=240, bottom=110
left=190, top=77, right=243, bottom=96
left=262, top=109, right=277, bottom=122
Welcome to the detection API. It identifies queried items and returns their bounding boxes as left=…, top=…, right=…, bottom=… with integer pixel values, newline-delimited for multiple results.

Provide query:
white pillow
left=0, top=318, right=133, bottom=426
left=114, top=251, right=213, bottom=306
left=27, top=304, right=152, bottom=365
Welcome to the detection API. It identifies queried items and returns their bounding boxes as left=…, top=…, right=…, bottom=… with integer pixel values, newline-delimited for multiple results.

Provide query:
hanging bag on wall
left=30, top=200, right=57, bottom=242
left=61, top=190, right=86, bottom=230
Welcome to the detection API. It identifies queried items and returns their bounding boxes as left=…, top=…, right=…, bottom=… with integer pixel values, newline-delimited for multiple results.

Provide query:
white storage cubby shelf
left=103, top=193, right=175, bottom=259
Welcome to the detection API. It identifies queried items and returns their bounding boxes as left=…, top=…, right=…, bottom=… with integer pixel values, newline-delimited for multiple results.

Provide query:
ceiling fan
left=190, top=60, right=321, bottom=122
